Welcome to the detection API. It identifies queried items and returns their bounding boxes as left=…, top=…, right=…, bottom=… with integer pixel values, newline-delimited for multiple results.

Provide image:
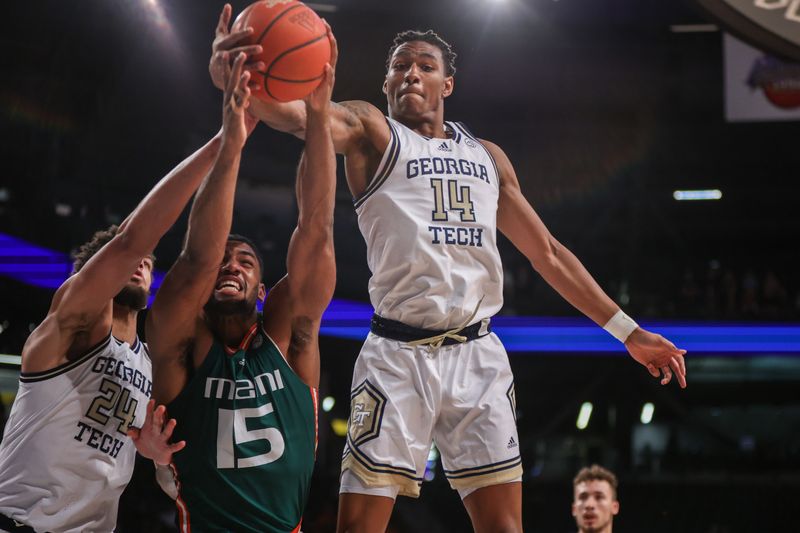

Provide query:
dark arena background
left=2, top=1, right=799, bottom=532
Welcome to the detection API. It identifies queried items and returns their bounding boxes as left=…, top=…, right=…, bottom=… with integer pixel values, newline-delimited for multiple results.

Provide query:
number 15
left=216, top=403, right=285, bottom=469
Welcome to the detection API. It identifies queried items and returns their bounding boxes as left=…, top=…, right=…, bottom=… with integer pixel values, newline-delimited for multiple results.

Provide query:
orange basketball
left=232, top=0, right=330, bottom=103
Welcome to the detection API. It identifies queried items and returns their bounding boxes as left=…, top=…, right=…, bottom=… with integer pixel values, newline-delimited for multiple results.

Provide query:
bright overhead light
left=322, top=396, right=335, bottom=412
left=673, top=189, right=722, bottom=201
left=576, top=402, right=593, bottom=430
left=54, top=203, right=72, bottom=217
left=640, top=402, right=655, bottom=424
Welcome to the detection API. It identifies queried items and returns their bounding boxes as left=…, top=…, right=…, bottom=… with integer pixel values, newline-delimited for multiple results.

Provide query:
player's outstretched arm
left=262, top=55, right=337, bottom=390
left=147, top=53, right=255, bottom=405
left=490, top=140, right=687, bottom=388
left=209, top=6, right=386, bottom=159
left=21, top=121, right=225, bottom=375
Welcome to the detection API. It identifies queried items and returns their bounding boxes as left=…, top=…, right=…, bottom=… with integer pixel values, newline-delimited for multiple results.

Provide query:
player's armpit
left=146, top=260, right=216, bottom=404
left=287, top=315, right=321, bottom=388
left=247, top=98, right=382, bottom=156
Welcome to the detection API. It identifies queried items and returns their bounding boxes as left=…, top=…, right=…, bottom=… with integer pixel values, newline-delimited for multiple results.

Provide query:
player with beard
left=0, top=55, right=259, bottom=532
left=572, top=465, right=620, bottom=533
left=145, top=33, right=338, bottom=532
left=210, top=8, right=688, bottom=533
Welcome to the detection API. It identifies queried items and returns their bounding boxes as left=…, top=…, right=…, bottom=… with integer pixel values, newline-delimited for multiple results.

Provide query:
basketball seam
left=266, top=73, right=325, bottom=83
left=255, top=3, right=304, bottom=47
left=263, top=33, right=328, bottom=99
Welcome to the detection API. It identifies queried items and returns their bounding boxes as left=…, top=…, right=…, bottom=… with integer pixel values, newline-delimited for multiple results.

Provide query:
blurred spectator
left=740, top=268, right=760, bottom=317
left=721, top=269, right=738, bottom=318
left=703, top=260, right=721, bottom=318
left=678, top=268, right=701, bottom=317
left=572, top=464, right=620, bottom=533
left=762, top=270, right=789, bottom=319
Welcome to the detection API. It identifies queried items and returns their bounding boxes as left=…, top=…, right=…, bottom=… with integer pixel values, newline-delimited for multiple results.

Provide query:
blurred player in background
left=572, top=465, right=620, bottom=533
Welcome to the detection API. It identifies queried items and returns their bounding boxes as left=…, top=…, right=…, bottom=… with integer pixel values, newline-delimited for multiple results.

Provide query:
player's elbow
left=297, top=208, right=335, bottom=239
left=283, top=106, right=309, bottom=139
left=109, top=227, right=151, bottom=263
left=178, top=247, right=223, bottom=275
left=530, top=236, right=563, bottom=275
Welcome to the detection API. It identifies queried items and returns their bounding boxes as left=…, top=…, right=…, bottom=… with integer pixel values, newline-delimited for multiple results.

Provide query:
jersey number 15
left=216, top=403, right=285, bottom=469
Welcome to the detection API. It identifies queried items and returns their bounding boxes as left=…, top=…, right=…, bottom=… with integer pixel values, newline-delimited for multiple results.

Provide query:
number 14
left=430, top=178, right=476, bottom=222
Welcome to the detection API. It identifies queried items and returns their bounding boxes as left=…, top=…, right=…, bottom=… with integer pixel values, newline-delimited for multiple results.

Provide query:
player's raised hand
left=128, top=399, right=186, bottom=466
left=625, top=328, right=687, bottom=388
left=209, top=3, right=264, bottom=90
left=304, top=20, right=337, bottom=113
left=222, top=52, right=254, bottom=148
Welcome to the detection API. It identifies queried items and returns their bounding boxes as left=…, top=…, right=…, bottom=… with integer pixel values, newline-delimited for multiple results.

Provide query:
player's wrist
left=603, top=310, right=639, bottom=343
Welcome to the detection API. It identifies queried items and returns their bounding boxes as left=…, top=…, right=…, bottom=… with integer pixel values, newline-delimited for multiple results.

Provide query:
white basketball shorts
left=340, top=331, right=522, bottom=498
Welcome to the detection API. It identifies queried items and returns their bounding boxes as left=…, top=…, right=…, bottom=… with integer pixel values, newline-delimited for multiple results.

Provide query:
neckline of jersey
left=223, top=321, right=260, bottom=356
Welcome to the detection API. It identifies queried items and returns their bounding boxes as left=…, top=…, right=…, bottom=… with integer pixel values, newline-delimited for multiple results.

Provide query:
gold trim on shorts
left=342, top=454, right=422, bottom=498
left=445, top=459, right=523, bottom=492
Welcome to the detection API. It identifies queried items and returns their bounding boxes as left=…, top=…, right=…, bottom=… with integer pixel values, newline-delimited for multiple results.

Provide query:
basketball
left=232, top=0, right=331, bottom=102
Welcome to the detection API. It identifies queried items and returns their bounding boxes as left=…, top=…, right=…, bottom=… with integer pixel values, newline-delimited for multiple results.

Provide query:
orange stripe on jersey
left=223, top=321, right=260, bottom=356
left=311, top=387, right=319, bottom=456
left=171, top=463, right=191, bottom=533
left=291, top=517, right=303, bottom=533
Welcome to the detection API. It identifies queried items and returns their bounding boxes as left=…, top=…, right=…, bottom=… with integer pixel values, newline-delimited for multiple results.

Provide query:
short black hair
left=228, top=234, right=264, bottom=278
left=386, top=30, right=457, bottom=77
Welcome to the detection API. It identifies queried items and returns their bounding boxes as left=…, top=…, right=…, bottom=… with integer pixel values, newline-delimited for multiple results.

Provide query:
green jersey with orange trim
left=167, top=322, right=318, bottom=533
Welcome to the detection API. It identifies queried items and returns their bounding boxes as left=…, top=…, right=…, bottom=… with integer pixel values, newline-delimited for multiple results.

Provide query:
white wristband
left=603, top=310, right=639, bottom=343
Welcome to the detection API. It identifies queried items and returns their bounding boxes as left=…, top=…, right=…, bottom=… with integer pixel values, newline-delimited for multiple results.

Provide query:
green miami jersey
left=168, top=322, right=318, bottom=533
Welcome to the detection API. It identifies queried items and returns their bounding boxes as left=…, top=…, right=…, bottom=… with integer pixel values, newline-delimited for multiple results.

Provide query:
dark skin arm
left=146, top=53, right=256, bottom=405
left=209, top=5, right=389, bottom=198
left=21, top=131, right=223, bottom=374
left=490, top=139, right=687, bottom=388
left=262, top=31, right=339, bottom=389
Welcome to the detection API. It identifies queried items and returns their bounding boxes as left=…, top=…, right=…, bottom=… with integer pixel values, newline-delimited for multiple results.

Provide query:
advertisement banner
left=724, top=33, right=800, bottom=121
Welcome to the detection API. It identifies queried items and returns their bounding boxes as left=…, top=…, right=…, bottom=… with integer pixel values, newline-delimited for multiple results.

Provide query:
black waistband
left=369, top=315, right=491, bottom=346
left=0, top=514, right=38, bottom=533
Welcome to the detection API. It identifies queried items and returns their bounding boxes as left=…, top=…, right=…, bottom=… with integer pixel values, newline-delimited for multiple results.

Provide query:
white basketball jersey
left=355, top=118, right=504, bottom=330
left=0, top=334, right=152, bottom=533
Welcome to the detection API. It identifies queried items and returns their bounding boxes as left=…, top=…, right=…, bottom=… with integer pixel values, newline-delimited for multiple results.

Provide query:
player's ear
left=442, top=76, right=454, bottom=98
left=382, top=78, right=389, bottom=95
left=611, top=500, right=620, bottom=516
left=258, top=283, right=267, bottom=302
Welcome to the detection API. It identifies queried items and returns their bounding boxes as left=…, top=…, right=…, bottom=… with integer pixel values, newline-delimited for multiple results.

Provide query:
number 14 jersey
left=167, top=322, right=318, bottom=533
left=355, top=118, right=504, bottom=331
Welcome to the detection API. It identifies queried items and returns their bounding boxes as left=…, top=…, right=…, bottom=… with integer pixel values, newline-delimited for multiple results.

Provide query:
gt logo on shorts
left=352, top=403, right=372, bottom=426
left=348, top=380, right=386, bottom=445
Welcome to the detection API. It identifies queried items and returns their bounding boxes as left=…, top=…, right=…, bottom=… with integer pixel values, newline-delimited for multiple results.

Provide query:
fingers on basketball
left=232, top=1, right=332, bottom=102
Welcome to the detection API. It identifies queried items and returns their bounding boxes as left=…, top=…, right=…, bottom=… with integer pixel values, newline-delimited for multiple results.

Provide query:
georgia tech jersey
left=355, top=118, right=504, bottom=330
left=0, top=334, right=152, bottom=533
